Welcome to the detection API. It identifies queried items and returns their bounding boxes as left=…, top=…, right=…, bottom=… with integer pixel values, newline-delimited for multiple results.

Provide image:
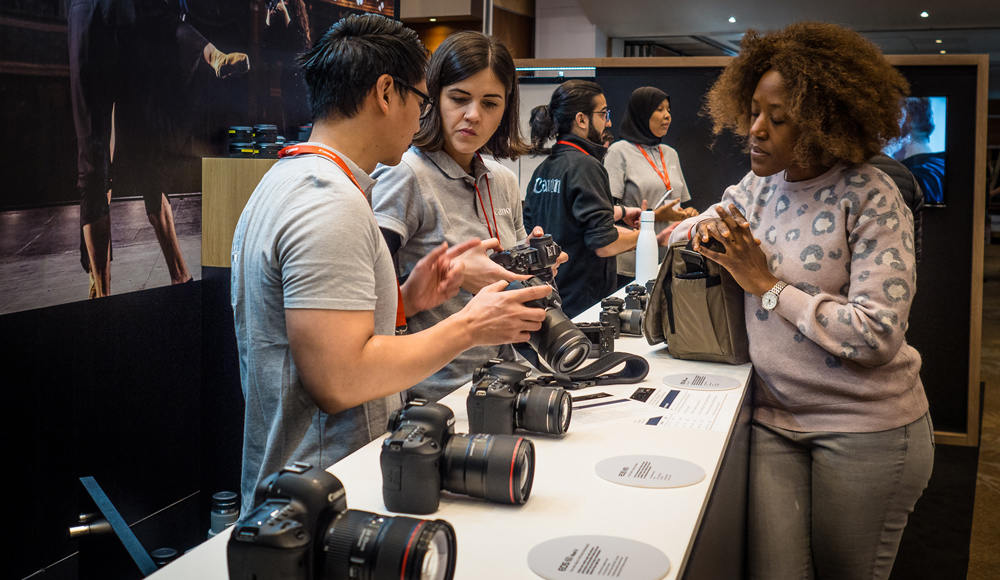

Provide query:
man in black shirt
left=523, top=80, right=640, bottom=317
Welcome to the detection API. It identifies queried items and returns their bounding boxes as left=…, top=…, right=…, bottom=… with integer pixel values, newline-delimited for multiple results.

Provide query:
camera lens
left=516, top=385, right=572, bottom=435
left=619, top=309, right=644, bottom=336
left=441, top=433, right=534, bottom=505
left=532, top=307, right=592, bottom=373
left=322, top=510, right=456, bottom=580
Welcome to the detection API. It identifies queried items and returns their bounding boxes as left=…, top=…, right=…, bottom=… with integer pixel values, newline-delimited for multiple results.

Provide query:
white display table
left=151, top=300, right=754, bottom=580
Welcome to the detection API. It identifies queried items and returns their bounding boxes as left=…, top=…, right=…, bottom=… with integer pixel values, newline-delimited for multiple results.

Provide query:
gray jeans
left=748, top=413, right=934, bottom=580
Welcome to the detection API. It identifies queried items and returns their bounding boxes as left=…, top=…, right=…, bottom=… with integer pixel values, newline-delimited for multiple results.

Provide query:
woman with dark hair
left=668, top=22, right=932, bottom=578
left=522, top=79, right=650, bottom=318
left=604, top=86, right=699, bottom=285
left=372, top=31, right=565, bottom=401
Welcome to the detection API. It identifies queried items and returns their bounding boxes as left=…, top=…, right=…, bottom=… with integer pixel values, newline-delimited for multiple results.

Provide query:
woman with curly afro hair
left=668, top=22, right=933, bottom=579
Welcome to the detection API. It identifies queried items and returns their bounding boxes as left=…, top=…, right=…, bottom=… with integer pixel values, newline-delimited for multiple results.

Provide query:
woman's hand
left=455, top=238, right=528, bottom=294
left=693, top=204, right=777, bottom=296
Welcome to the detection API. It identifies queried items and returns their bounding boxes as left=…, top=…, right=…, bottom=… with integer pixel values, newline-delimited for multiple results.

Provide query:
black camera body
left=623, top=283, right=649, bottom=312
left=490, top=234, right=561, bottom=283
left=467, top=360, right=572, bottom=436
left=504, top=276, right=591, bottom=372
left=381, top=401, right=535, bottom=515
left=228, top=462, right=457, bottom=580
left=575, top=322, right=615, bottom=358
left=600, top=296, right=644, bottom=337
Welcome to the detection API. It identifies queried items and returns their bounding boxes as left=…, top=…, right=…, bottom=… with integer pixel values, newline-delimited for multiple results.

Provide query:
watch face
left=762, top=292, right=777, bottom=311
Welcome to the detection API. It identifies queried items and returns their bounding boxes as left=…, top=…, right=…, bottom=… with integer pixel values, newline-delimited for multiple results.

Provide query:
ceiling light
left=429, top=17, right=437, bottom=22
left=935, top=39, right=942, bottom=43
left=940, top=50, right=947, bottom=54
left=728, top=16, right=736, bottom=23
left=920, top=11, right=929, bottom=17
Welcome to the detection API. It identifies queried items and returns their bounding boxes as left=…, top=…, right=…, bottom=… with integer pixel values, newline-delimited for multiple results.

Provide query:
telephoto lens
left=504, top=277, right=591, bottom=373
left=227, top=462, right=457, bottom=580
left=323, top=511, right=456, bottom=580
left=381, top=401, right=536, bottom=514
left=441, top=432, right=535, bottom=505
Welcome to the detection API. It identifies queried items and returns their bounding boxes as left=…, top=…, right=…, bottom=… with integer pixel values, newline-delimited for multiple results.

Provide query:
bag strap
left=557, top=352, right=650, bottom=389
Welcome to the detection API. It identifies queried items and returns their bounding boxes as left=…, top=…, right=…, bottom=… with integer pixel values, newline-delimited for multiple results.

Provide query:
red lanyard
left=471, top=153, right=502, bottom=250
left=636, top=143, right=671, bottom=192
left=556, top=140, right=589, bottom=156
left=278, top=144, right=406, bottom=328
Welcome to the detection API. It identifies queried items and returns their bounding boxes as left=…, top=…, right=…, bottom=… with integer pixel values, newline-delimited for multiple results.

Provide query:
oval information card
left=527, top=535, right=671, bottom=580
left=595, top=455, right=705, bottom=488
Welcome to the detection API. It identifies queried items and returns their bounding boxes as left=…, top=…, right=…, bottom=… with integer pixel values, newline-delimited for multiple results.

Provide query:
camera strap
left=558, top=352, right=650, bottom=389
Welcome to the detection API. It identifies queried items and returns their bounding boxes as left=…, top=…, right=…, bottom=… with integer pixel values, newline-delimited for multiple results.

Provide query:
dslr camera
left=490, top=234, right=562, bottom=283
left=467, top=360, right=572, bottom=436
left=228, top=462, right=456, bottom=580
left=381, top=401, right=535, bottom=515
left=623, top=283, right=649, bottom=311
left=600, top=297, right=644, bottom=337
left=503, top=277, right=591, bottom=373
left=575, top=322, right=615, bottom=358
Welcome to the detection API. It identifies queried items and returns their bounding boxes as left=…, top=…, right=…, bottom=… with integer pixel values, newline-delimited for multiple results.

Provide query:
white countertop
left=152, top=301, right=752, bottom=580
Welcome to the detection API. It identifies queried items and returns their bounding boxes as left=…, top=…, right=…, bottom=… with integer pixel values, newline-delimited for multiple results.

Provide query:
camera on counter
left=623, top=283, right=649, bottom=312
left=575, top=322, right=615, bottom=358
left=228, top=462, right=456, bottom=580
left=381, top=400, right=535, bottom=515
left=468, top=360, right=572, bottom=436
left=503, top=277, right=591, bottom=373
left=600, top=296, right=643, bottom=337
left=490, top=234, right=562, bottom=283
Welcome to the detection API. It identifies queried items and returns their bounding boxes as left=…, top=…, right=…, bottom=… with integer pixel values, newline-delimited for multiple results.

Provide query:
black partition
left=588, top=62, right=982, bottom=436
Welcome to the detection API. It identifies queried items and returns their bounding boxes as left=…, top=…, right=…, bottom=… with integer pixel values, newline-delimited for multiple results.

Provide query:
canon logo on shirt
left=533, top=178, right=562, bottom=194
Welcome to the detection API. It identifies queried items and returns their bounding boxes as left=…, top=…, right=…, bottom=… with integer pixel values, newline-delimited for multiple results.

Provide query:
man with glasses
left=231, top=14, right=552, bottom=516
left=523, top=79, right=644, bottom=318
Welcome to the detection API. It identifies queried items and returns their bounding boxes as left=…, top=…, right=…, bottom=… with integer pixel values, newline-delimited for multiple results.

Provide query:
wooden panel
left=201, top=158, right=277, bottom=268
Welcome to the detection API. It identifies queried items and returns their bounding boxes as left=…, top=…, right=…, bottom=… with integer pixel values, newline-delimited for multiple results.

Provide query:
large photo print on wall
left=0, top=0, right=397, bottom=315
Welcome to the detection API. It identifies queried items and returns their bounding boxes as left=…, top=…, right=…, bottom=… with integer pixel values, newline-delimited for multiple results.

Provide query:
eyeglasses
left=592, top=108, right=611, bottom=122
left=391, top=76, right=435, bottom=117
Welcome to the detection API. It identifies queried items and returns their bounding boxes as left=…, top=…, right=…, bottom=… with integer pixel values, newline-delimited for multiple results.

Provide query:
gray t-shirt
left=372, top=147, right=526, bottom=401
left=604, top=140, right=692, bottom=278
left=231, top=147, right=402, bottom=515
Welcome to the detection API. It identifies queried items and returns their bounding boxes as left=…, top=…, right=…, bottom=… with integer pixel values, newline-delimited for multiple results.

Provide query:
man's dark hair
left=413, top=31, right=528, bottom=160
left=529, top=79, right=603, bottom=151
left=297, top=14, right=428, bottom=121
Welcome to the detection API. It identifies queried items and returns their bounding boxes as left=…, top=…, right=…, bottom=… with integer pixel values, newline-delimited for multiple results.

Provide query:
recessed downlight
left=728, top=16, right=736, bottom=23
left=920, top=11, right=929, bottom=17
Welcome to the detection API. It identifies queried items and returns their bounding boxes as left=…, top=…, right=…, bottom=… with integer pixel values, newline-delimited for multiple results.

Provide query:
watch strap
left=768, top=280, right=788, bottom=297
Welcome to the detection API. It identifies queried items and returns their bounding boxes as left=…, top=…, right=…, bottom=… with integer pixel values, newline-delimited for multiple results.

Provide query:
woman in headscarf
left=604, top=87, right=698, bottom=285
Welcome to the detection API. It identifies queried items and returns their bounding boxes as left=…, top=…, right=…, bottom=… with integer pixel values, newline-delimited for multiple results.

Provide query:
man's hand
left=620, top=205, right=643, bottom=228
left=528, top=226, right=569, bottom=279
left=400, top=239, right=480, bottom=315
left=651, top=199, right=692, bottom=222
left=456, top=238, right=529, bottom=294
left=457, top=280, right=552, bottom=344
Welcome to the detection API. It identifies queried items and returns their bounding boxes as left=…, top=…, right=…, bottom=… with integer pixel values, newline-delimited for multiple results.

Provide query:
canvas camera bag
left=641, top=238, right=750, bottom=364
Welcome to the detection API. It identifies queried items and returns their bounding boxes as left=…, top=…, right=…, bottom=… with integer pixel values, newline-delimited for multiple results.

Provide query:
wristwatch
left=761, top=281, right=787, bottom=311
